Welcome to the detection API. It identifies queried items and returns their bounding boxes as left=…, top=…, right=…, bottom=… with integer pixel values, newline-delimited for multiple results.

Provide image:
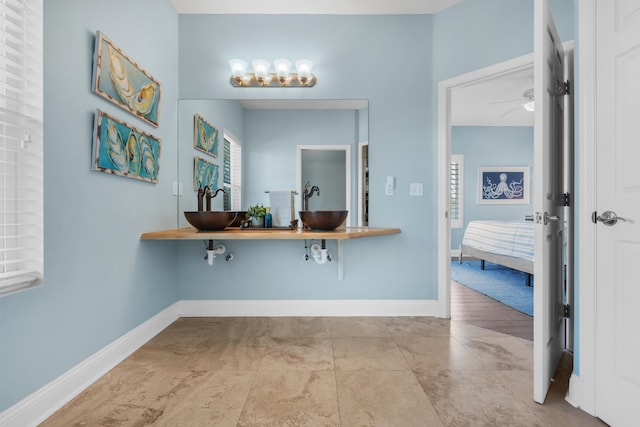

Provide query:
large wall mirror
left=177, top=99, right=369, bottom=227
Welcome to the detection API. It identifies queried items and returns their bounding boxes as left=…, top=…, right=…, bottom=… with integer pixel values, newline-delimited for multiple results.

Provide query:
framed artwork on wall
left=193, top=113, right=219, bottom=157
left=477, top=166, right=529, bottom=204
left=194, top=156, right=219, bottom=190
left=92, top=31, right=161, bottom=127
left=92, top=110, right=162, bottom=183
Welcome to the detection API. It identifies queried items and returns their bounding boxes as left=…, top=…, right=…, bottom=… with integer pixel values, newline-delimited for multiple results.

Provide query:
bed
left=458, top=220, right=534, bottom=286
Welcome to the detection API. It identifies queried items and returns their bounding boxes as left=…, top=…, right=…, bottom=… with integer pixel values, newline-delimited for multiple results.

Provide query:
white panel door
left=533, top=0, right=567, bottom=404
left=595, top=1, right=640, bottom=425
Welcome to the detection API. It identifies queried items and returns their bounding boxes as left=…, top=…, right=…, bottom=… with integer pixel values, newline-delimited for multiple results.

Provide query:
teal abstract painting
left=92, top=32, right=161, bottom=127
left=194, top=156, right=219, bottom=190
left=93, top=110, right=162, bottom=183
left=194, top=114, right=219, bottom=157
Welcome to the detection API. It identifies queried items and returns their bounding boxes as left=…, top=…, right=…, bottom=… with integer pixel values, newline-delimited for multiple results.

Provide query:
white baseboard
left=0, top=302, right=181, bottom=427
left=451, top=249, right=461, bottom=258
left=565, top=372, right=581, bottom=408
left=178, top=299, right=441, bottom=317
left=0, top=298, right=439, bottom=426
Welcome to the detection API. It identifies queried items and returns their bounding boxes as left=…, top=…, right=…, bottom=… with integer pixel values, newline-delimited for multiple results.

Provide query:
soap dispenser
left=265, top=207, right=273, bottom=228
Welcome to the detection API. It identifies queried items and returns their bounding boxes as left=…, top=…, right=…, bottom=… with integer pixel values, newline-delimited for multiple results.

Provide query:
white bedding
left=461, top=220, right=534, bottom=262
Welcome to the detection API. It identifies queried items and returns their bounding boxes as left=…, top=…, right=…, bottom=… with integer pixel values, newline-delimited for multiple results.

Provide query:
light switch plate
left=385, top=176, right=394, bottom=196
left=173, top=182, right=184, bottom=197
left=410, top=182, right=423, bottom=196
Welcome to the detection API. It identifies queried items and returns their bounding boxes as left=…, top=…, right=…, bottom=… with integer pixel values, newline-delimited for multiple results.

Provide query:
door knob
left=592, top=210, right=627, bottom=226
left=535, top=211, right=560, bottom=225
left=544, top=212, right=560, bottom=225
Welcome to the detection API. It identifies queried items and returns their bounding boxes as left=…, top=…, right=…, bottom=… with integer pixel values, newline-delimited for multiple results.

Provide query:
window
left=222, top=131, right=241, bottom=211
left=0, top=0, right=43, bottom=297
left=450, top=154, right=464, bottom=229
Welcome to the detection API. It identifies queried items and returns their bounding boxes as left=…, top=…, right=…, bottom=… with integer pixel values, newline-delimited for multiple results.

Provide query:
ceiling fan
left=491, top=88, right=535, bottom=116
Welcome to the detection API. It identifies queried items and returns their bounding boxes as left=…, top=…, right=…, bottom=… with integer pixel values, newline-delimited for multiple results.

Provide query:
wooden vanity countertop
left=140, top=226, right=401, bottom=241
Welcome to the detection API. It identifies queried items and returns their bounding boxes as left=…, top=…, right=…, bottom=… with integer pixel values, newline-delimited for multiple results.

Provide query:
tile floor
left=41, top=286, right=604, bottom=426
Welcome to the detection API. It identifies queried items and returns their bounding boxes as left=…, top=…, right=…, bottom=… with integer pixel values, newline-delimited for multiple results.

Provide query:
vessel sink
left=229, top=211, right=247, bottom=227
left=299, top=210, right=348, bottom=231
left=184, top=211, right=238, bottom=231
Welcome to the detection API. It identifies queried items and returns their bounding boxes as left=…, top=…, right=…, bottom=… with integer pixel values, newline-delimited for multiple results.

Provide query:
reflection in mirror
left=297, top=145, right=351, bottom=225
left=177, top=99, right=368, bottom=228
left=358, top=142, right=369, bottom=226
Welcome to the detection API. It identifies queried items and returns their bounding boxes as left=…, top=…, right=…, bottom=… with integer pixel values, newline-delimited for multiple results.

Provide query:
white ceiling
left=171, top=0, right=532, bottom=127
left=170, top=0, right=462, bottom=15
left=451, top=65, right=534, bottom=127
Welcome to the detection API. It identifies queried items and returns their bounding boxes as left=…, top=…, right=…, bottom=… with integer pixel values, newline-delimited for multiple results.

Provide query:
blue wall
left=0, top=0, right=179, bottom=412
left=175, top=4, right=572, bottom=301
left=177, top=14, right=436, bottom=300
left=0, top=0, right=577, bottom=414
left=433, top=0, right=574, bottom=83
left=451, top=126, right=534, bottom=249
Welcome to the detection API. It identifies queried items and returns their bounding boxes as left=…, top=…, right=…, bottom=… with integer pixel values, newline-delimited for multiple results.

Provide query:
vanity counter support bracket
left=338, top=240, right=344, bottom=280
left=140, top=227, right=400, bottom=280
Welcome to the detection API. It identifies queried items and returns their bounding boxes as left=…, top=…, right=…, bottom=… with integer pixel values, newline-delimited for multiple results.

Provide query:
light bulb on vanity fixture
left=229, top=58, right=315, bottom=87
left=229, top=59, right=248, bottom=86
left=252, top=59, right=272, bottom=85
left=295, top=59, right=313, bottom=85
left=274, top=58, right=292, bottom=85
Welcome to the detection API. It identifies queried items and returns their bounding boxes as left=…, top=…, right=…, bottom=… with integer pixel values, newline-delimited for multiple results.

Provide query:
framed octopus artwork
left=477, top=166, right=530, bottom=204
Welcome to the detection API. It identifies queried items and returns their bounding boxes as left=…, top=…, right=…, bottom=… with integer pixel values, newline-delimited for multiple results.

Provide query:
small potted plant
left=246, top=204, right=267, bottom=228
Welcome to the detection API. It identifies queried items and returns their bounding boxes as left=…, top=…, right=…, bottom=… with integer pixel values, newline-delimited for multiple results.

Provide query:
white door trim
left=357, top=141, right=369, bottom=227
left=437, top=53, right=535, bottom=319
left=574, top=0, right=597, bottom=416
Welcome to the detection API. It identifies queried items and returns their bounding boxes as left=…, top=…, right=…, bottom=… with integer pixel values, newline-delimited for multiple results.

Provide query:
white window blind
left=0, top=0, right=43, bottom=297
left=450, top=154, right=464, bottom=229
left=223, top=131, right=241, bottom=211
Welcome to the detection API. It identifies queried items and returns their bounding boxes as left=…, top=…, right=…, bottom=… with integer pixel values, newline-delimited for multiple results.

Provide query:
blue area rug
left=451, top=260, right=533, bottom=316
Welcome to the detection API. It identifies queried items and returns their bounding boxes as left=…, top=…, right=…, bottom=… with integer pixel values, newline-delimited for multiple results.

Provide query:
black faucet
left=197, top=185, right=225, bottom=211
left=302, top=181, right=320, bottom=211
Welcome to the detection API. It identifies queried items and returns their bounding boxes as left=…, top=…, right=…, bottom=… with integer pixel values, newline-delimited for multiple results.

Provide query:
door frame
left=566, top=0, right=597, bottom=416
left=437, top=53, right=535, bottom=319
left=357, top=141, right=369, bottom=227
left=435, top=7, right=599, bottom=413
left=438, top=41, right=576, bottom=404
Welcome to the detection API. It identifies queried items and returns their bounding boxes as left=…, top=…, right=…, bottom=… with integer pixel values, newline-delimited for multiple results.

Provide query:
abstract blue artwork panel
left=478, top=167, right=529, bottom=204
left=93, top=110, right=162, bottom=183
left=194, top=156, right=219, bottom=190
left=92, top=32, right=161, bottom=127
left=194, top=114, right=219, bottom=157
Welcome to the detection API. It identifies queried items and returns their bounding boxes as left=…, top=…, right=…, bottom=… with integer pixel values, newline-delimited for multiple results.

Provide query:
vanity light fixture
left=229, top=58, right=316, bottom=87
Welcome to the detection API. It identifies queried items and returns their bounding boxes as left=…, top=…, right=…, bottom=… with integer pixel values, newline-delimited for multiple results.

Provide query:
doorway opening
left=438, top=44, right=575, bottom=404
left=437, top=52, right=536, bottom=327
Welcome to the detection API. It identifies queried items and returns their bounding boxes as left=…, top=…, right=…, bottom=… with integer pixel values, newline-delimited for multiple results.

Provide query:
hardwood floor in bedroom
left=451, top=279, right=533, bottom=341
